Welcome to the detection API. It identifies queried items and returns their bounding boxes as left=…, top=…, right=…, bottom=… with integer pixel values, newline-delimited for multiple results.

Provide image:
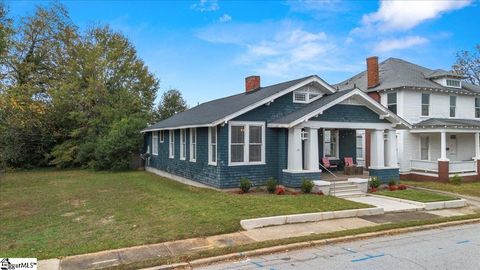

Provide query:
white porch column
left=385, top=129, right=398, bottom=167
left=288, top=127, right=303, bottom=171
left=304, top=128, right=319, bottom=171
left=475, top=132, right=480, bottom=159
left=440, top=131, right=448, bottom=161
left=370, top=129, right=385, bottom=168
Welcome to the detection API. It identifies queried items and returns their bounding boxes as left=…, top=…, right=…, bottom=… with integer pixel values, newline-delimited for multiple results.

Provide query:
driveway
left=199, top=222, right=480, bottom=270
left=346, top=195, right=424, bottom=212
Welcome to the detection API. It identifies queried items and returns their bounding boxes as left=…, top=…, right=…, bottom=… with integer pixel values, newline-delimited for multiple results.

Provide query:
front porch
left=406, top=129, right=480, bottom=181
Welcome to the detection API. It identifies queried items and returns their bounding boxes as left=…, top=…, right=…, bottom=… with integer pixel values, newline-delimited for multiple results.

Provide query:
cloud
left=361, top=0, right=472, bottom=32
left=191, top=0, right=219, bottom=12
left=196, top=21, right=361, bottom=77
left=375, top=36, right=429, bottom=53
left=219, top=14, right=232, bottom=23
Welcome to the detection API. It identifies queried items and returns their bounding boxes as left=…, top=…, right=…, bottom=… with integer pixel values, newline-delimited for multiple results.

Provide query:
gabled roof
left=413, top=118, right=480, bottom=129
left=425, top=69, right=465, bottom=79
left=335, top=57, right=480, bottom=95
left=142, top=75, right=336, bottom=132
left=269, top=88, right=411, bottom=129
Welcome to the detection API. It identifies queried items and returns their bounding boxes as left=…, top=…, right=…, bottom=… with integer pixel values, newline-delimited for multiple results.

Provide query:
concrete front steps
left=330, top=181, right=365, bottom=198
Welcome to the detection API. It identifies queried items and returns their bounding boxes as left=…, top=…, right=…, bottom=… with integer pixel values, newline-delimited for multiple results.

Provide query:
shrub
left=369, top=187, right=378, bottom=193
left=398, top=184, right=407, bottom=190
left=239, top=179, right=252, bottom=193
left=301, top=178, right=314, bottom=194
left=388, top=185, right=398, bottom=191
left=449, top=174, right=462, bottom=185
left=316, top=191, right=324, bottom=196
left=266, top=177, right=278, bottom=194
left=388, top=179, right=397, bottom=186
left=275, top=185, right=286, bottom=195
left=370, top=177, right=380, bottom=188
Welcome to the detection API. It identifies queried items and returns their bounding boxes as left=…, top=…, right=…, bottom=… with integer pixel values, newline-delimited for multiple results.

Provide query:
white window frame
left=169, top=130, right=175, bottom=159
left=421, top=93, right=430, bottom=117
left=159, top=130, right=164, bottom=143
left=476, top=97, right=480, bottom=118
left=446, top=79, right=461, bottom=88
left=208, top=127, right=217, bottom=165
left=152, top=132, right=158, bottom=156
left=419, top=135, right=430, bottom=161
left=293, top=89, right=322, bottom=104
left=323, top=129, right=339, bottom=159
left=356, top=132, right=364, bottom=160
left=449, top=96, right=456, bottom=118
left=190, top=128, right=196, bottom=162
left=180, top=129, right=186, bottom=160
left=387, top=92, right=397, bottom=114
left=228, top=121, right=266, bottom=166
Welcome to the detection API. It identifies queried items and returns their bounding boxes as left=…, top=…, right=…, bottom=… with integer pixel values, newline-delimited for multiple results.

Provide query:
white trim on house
left=208, top=126, right=217, bottom=166
left=293, top=121, right=395, bottom=130
left=141, top=76, right=336, bottom=133
left=268, top=88, right=411, bottom=129
left=322, top=129, right=339, bottom=160
left=180, top=129, right=186, bottom=160
left=159, top=130, right=164, bottom=143
left=228, top=121, right=266, bottom=166
left=190, top=128, right=197, bottom=162
left=411, top=128, right=480, bottom=133
left=169, top=130, right=174, bottom=159
left=152, top=132, right=158, bottom=156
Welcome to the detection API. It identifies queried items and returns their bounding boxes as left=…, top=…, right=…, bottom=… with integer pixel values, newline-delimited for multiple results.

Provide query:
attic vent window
left=294, top=92, right=307, bottom=102
left=446, top=79, right=461, bottom=88
left=293, top=89, right=322, bottom=104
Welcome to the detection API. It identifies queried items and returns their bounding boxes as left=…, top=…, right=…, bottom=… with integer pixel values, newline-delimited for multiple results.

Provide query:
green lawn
left=401, top=180, right=480, bottom=197
left=376, top=189, right=457, bottom=202
left=0, top=170, right=368, bottom=259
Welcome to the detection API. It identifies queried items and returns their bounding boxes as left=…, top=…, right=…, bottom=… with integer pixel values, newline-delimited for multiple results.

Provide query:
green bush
left=301, top=178, right=314, bottom=194
left=388, top=179, right=397, bottom=186
left=239, top=179, right=252, bottom=193
left=266, top=177, right=277, bottom=194
left=370, top=176, right=380, bottom=188
left=449, top=174, right=462, bottom=185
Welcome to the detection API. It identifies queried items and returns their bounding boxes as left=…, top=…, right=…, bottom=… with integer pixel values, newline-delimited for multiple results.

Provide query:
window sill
left=152, top=153, right=158, bottom=156
left=208, top=162, right=217, bottom=166
left=180, top=158, right=186, bottom=161
left=190, top=159, right=196, bottom=163
left=169, top=156, right=174, bottom=159
left=228, top=161, right=266, bottom=166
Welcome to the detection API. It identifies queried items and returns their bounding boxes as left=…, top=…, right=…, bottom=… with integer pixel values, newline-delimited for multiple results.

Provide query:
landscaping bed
left=401, top=180, right=480, bottom=197
left=375, top=189, right=458, bottom=203
left=0, top=170, right=369, bottom=259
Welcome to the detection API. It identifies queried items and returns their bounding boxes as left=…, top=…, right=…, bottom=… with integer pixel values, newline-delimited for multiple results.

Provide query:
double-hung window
left=152, top=132, right=158, bottom=155
left=190, top=128, right=196, bottom=162
left=323, top=129, right=338, bottom=159
left=421, top=93, right=430, bottom=116
left=356, top=134, right=364, bottom=160
left=476, top=98, right=480, bottom=118
left=180, top=129, right=186, bottom=160
left=229, top=122, right=265, bottom=165
left=159, top=130, right=164, bottom=143
left=387, top=92, right=397, bottom=114
left=208, top=127, right=217, bottom=165
left=450, top=96, right=456, bottom=117
left=420, top=136, right=429, bottom=161
left=169, top=130, right=174, bottom=159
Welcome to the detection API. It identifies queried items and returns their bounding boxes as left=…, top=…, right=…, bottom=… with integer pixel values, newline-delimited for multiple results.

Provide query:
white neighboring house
left=337, top=57, right=480, bottom=181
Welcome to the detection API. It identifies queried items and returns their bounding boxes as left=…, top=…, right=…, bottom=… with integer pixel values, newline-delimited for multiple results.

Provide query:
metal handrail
left=319, top=163, right=339, bottom=196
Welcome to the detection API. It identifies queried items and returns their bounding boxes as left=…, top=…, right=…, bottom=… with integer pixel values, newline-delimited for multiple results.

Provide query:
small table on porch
left=344, top=166, right=363, bottom=175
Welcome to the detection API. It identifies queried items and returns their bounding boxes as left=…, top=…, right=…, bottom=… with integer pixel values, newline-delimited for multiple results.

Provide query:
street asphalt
left=199, top=222, right=480, bottom=270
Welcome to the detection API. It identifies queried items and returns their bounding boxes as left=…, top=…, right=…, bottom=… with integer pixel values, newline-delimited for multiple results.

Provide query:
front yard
left=401, top=180, right=480, bottom=197
left=0, top=170, right=368, bottom=259
left=375, top=189, right=458, bottom=203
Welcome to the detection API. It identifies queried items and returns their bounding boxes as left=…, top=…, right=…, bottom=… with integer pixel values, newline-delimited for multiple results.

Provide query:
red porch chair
left=322, top=157, right=338, bottom=172
left=344, top=157, right=356, bottom=167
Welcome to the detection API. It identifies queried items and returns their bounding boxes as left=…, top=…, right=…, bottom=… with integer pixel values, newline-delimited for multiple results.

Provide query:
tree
left=453, top=44, right=480, bottom=85
left=154, top=89, right=187, bottom=121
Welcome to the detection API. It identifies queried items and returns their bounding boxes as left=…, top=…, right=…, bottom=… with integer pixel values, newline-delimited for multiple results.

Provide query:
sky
left=7, top=0, right=480, bottom=106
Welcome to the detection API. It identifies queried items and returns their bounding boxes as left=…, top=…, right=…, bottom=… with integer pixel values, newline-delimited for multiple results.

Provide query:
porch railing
left=449, top=160, right=476, bottom=173
left=410, top=159, right=438, bottom=173
left=319, top=163, right=338, bottom=196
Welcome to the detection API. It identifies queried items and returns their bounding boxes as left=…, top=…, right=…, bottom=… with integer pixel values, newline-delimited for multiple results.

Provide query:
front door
left=448, top=135, right=457, bottom=160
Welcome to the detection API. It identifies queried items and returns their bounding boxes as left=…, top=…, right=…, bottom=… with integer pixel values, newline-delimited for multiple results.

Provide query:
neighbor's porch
left=408, top=130, right=480, bottom=180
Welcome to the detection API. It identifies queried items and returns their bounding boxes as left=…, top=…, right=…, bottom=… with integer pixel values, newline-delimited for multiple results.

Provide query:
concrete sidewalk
left=39, top=206, right=477, bottom=270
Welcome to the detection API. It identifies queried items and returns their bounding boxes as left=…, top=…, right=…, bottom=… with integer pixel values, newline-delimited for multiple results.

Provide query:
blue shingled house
left=142, top=75, right=410, bottom=189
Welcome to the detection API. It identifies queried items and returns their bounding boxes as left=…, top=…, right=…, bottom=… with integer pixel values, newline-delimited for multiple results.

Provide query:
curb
left=370, top=194, right=467, bottom=211
left=240, top=207, right=384, bottom=230
left=141, top=218, right=480, bottom=270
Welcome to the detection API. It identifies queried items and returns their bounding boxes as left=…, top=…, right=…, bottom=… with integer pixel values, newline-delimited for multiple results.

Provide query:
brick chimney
left=366, top=56, right=379, bottom=89
left=245, top=75, right=260, bottom=92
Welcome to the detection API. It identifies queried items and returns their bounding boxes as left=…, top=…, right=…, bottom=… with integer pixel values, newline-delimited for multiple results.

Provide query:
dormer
left=425, top=69, right=465, bottom=89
